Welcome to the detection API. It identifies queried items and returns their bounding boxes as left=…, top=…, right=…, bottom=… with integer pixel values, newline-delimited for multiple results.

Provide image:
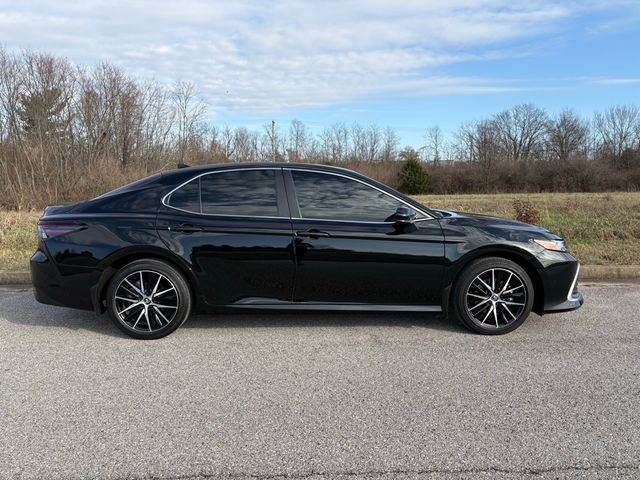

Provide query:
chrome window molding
left=161, top=167, right=283, bottom=218
left=290, top=216, right=433, bottom=225
left=161, top=165, right=435, bottom=223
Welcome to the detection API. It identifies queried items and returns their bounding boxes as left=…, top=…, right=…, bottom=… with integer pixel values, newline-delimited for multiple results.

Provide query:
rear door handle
left=169, top=224, right=203, bottom=233
left=296, top=229, right=331, bottom=239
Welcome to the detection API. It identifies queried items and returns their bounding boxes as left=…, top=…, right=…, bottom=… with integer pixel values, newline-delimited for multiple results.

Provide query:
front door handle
left=296, top=229, right=331, bottom=239
left=169, top=224, right=204, bottom=233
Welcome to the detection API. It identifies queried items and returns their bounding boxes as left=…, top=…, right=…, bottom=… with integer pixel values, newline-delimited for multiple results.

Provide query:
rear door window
left=167, top=169, right=279, bottom=217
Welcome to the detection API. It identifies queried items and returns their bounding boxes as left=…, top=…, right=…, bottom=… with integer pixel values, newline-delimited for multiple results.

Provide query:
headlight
left=533, top=239, right=568, bottom=252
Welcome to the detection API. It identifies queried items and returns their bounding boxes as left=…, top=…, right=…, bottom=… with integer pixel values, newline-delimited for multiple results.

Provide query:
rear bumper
left=30, top=249, right=99, bottom=311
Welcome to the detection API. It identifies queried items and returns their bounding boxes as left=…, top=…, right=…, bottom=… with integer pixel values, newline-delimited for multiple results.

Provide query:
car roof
left=166, top=162, right=360, bottom=175
left=158, top=162, right=379, bottom=187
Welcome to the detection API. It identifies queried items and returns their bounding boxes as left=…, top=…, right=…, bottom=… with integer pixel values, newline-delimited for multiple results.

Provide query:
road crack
left=121, top=463, right=640, bottom=480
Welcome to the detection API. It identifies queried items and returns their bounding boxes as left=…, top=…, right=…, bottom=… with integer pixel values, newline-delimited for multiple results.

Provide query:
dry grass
left=0, top=210, right=40, bottom=270
left=1, top=192, right=639, bottom=271
left=415, top=192, right=640, bottom=265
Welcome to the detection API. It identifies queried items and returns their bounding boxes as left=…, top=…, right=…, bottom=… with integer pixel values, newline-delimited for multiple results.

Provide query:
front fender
left=442, top=243, right=542, bottom=288
left=440, top=242, right=547, bottom=315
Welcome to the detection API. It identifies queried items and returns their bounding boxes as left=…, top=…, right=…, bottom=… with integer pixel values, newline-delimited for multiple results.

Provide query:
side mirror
left=394, top=205, right=417, bottom=224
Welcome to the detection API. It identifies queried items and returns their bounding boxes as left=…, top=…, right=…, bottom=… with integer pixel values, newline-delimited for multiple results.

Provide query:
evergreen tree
left=18, top=87, right=67, bottom=138
left=399, top=147, right=429, bottom=194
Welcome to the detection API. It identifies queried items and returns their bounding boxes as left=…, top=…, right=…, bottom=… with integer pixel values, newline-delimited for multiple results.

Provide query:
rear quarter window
left=166, top=178, right=200, bottom=212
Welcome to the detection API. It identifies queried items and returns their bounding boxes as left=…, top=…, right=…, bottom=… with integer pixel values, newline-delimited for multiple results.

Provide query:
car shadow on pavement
left=1, top=289, right=468, bottom=338
left=184, top=310, right=468, bottom=333
left=0, top=292, right=125, bottom=338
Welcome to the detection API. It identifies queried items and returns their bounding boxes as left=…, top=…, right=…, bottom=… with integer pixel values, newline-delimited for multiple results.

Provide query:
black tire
left=106, top=259, right=192, bottom=339
left=450, top=257, right=534, bottom=335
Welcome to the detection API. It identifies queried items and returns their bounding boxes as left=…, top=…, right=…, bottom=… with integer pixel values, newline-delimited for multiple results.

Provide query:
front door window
left=290, top=170, right=402, bottom=222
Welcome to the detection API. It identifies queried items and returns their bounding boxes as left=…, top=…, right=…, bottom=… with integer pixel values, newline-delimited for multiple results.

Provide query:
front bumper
left=544, top=290, right=584, bottom=312
left=541, top=260, right=584, bottom=313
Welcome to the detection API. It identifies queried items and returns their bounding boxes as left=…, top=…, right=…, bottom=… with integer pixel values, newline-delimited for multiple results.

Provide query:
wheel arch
left=443, top=246, right=545, bottom=316
left=91, top=246, right=199, bottom=314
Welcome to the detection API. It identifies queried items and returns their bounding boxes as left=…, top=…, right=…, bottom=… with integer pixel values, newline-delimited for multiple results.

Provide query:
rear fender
left=92, top=246, right=200, bottom=314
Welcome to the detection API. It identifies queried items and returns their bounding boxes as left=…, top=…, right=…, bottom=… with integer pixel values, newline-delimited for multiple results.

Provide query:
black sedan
left=31, top=163, right=583, bottom=339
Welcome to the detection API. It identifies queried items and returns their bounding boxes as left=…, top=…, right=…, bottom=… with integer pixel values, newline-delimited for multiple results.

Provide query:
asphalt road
left=0, top=285, right=639, bottom=480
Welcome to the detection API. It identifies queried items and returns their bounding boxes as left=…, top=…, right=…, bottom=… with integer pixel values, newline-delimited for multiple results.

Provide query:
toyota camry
left=31, top=163, right=583, bottom=339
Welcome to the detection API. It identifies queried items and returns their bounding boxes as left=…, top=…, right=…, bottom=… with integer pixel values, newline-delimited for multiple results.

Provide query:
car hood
left=432, top=208, right=561, bottom=240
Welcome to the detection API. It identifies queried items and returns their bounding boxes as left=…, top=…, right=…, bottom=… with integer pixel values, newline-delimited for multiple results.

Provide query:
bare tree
left=233, top=127, right=259, bottom=163
left=263, top=120, right=285, bottom=161
left=319, top=127, right=333, bottom=163
left=425, top=125, right=443, bottom=164
left=350, top=123, right=366, bottom=161
left=492, top=103, right=549, bottom=161
left=0, top=47, right=24, bottom=143
left=135, top=81, right=174, bottom=167
left=172, top=81, right=206, bottom=164
left=546, top=108, right=589, bottom=162
left=594, top=104, right=640, bottom=167
left=365, top=125, right=382, bottom=162
left=453, top=120, right=501, bottom=167
left=219, top=125, right=235, bottom=161
left=288, top=119, right=309, bottom=162
left=475, top=120, right=502, bottom=166
left=452, top=123, right=473, bottom=162
left=319, top=123, right=349, bottom=163
left=79, top=63, right=142, bottom=167
left=381, top=126, right=399, bottom=162
left=331, top=123, right=349, bottom=163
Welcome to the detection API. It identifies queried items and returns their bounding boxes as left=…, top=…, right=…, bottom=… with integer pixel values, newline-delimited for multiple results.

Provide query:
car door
left=156, top=167, right=296, bottom=306
left=284, top=168, right=445, bottom=307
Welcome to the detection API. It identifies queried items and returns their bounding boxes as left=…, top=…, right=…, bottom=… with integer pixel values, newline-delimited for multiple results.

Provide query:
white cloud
left=592, top=78, right=640, bottom=85
left=0, top=0, right=626, bottom=116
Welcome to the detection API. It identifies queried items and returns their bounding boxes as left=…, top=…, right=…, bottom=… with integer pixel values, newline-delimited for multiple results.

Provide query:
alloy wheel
left=113, top=270, right=179, bottom=332
left=464, top=267, right=527, bottom=329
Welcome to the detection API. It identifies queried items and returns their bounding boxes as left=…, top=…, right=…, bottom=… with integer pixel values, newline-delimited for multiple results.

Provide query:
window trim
left=285, top=168, right=433, bottom=224
left=162, top=166, right=435, bottom=223
left=161, top=167, right=289, bottom=219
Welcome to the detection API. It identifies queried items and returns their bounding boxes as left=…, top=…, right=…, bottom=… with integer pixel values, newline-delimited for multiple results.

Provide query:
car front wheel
left=106, top=259, right=192, bottom=339
left=451, top=257, right=534, bottom=334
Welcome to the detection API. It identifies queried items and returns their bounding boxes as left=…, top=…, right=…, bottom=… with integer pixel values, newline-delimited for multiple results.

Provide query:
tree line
left=1, top=48, right=639, bottom=209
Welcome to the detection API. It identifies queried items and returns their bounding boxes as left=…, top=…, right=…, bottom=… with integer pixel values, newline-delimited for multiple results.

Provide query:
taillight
left=37, top=220, right=86, bottom=239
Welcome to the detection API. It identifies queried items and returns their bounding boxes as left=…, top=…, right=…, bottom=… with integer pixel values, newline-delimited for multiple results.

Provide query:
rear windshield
left=93, top=173, right=163, bottom=199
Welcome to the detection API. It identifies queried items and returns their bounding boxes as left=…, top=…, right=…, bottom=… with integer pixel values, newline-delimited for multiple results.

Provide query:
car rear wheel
left=451, top=257, right=534, bottom=334
left=106, top=259, right=192, bottom=339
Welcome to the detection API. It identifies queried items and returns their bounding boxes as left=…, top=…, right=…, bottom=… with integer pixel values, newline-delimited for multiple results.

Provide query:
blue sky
left=1, top=0, right=639, bottom=146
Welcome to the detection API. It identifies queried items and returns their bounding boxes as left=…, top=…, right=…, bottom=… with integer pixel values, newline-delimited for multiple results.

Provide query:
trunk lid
left=43, top=203, right=79, bottom=217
